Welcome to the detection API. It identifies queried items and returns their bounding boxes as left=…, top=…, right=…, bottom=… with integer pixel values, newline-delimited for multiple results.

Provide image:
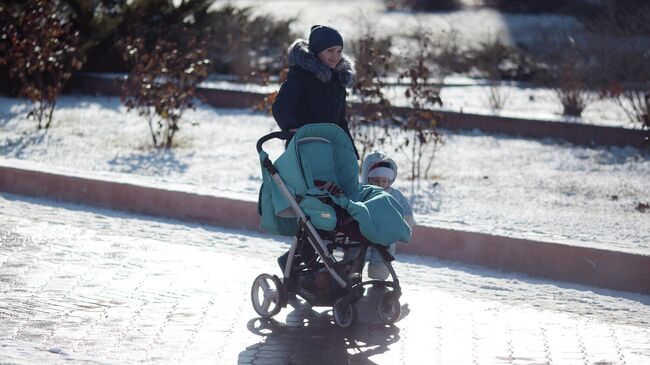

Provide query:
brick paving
left=1, top=194, right=649, bottom=364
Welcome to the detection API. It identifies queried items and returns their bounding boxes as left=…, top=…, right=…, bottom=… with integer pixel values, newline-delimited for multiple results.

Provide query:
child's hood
left=361, top=151, right=398, bottom=186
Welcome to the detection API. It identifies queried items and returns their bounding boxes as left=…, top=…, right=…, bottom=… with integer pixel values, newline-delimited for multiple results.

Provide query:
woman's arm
left=272, top=69, right=302, bottom=131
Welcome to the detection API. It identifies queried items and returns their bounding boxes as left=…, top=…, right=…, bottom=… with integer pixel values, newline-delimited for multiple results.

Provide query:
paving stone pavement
left=1, top=193, right=649, bottom=364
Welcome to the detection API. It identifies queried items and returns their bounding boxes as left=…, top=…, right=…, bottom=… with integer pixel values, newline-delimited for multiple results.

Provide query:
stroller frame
left=251, top=129, right=403, bottom=328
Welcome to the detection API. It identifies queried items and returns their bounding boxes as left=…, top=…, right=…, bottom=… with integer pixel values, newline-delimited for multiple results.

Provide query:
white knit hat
left=367, top=164, right=395, bottom=181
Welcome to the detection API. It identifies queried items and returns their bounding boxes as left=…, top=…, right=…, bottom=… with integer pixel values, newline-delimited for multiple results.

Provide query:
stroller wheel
left=251, top=273, right=285, bottom=318
left=376, top=291, right=401, bottom=325
left=332, top=297, right=357, bottom=328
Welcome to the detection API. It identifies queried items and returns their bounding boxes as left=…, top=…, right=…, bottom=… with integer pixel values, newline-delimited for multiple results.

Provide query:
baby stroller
left=251, top=123, right=411, bottom=328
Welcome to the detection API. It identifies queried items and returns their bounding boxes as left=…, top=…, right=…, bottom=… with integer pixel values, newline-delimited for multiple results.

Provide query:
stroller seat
left=296, top=136, right=341, bottom=189
left=258, top=124, right=410, bottom=246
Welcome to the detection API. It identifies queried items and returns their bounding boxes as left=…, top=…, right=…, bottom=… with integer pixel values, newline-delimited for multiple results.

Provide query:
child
left=361, top=151, right=415, bottom=280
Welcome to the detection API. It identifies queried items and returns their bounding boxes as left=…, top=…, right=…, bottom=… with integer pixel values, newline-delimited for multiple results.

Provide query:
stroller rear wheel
left=332, top=297, right=357, bottom=328
left=376, top=290, right=401, bottom=325
left=251, top=273, right=285, bottom=318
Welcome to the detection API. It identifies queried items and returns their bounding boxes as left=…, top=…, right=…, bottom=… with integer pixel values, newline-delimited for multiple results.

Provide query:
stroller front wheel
left=376, top=290, right=401, bottom=325
left=332, top=297, right=357, bottom=328
left=251, top=273, right=285, bottom=318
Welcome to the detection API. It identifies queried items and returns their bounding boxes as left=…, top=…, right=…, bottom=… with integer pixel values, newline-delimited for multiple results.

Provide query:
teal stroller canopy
left=257, top=123, right=411, bottom=245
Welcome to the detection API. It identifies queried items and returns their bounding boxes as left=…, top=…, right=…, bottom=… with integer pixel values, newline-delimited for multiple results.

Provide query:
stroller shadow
left=240, top=289, right=405, bottom=365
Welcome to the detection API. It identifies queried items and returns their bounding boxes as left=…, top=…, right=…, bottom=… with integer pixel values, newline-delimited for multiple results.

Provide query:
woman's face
left=317, top=45, right=343, bottom=68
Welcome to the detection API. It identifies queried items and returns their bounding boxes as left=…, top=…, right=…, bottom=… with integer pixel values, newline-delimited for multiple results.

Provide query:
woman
left=272, top=25, right=358, bottom=155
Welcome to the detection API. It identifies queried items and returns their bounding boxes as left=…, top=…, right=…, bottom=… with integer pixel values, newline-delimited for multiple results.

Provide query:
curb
left=1, top=163, right=649, bottom=295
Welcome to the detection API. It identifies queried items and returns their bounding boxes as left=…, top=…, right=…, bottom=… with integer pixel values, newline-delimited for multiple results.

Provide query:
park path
left=1, top=192, right=649, bottom=364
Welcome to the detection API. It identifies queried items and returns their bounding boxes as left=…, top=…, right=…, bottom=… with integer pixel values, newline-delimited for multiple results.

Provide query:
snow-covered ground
left=0, top=0, right=647, bottom=260
left=1, top=95, right=649, bottom=256
left=202, top=0, right=641, bottom=129
left=2, top=192, right=650, bottom=329
left=199, top=75, right=637, bottom=129
left=2, top=192, right=649, bottom=364
left=210, top=0, right=581, bottom=49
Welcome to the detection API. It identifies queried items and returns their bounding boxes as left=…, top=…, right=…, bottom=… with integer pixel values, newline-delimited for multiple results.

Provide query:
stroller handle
left=256, top=130, right=294, bottom=153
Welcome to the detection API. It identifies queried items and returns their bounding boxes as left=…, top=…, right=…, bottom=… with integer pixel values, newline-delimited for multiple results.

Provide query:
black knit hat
left=308, top=25, right=343, bottom=54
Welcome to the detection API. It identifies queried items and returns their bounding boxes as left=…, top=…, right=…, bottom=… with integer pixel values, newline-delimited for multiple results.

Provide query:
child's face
left=318, top=45, right=343, bottom=68
left=369, top=176, right=391, bottom=190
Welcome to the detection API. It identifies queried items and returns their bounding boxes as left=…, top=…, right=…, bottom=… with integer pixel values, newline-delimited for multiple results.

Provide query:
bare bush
left=0, top=0, right=84, bottom=129
left=424, top=26, right=470, bottom=78
left=385, top=0, right=462, bottom=12
left=347, top=21, right=445, bottom=180
left=600, top=46, right=650, bottom=133
left=471, top=38, right=512, bottom=110
left=552, top=40, right=596, bottom=117
left=68, top=1, right=293, bottom=80
left=118, top=13, right=210, bottom=148
left=486, top=83, right=509, bottom=111
left=206, top=5, right=293, bottom=81
left=347, top=24, right=397, bottom=162
left=483, top=0, right=599, bottom=16
left=590, top=2, right=650, bottom=136
left=581, top=0, right=650, bottom=37
left=532, top=28, right=598, bottom=117
left=396, top=28, right=443, bottom=183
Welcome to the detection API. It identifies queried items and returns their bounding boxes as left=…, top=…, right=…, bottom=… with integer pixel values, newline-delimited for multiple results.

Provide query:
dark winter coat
left=272, top=40, right=356, bottom=146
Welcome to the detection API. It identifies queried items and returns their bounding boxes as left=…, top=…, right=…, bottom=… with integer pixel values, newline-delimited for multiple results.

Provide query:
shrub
left=531, top=29, right=599, bottom=117
left=385, top=0, right=461, bottom=12
left=0, top=0, right=84, bottom=129
left=205, top=5, right=293, bottom=80
left=347, top=22, right=445, bottom=180
left=580, top=0, right=650, bottom=36
left=550, top=50, right=595, bottom=117
left=73, top=1, right=294, bottom=79
left=426, top=28, right=473, bottom=76
left=483, top=0, right=599, bottom=16
left=586, top=0, right=649, bottom=137
left=118, top=5, right=210, bottom=148
left=471, top=38, right=511, bottom=110
left=469, top=38, right=541, bottom=109
left=65, top=0, right=130, bottom=73
left=600, top=49, right=650, bottom=132
left=471, top=38, right=539, bottom=81
left=0, top=6, right=19, bottom=96
left=396, top=28, right=443, bottom=183
left=348, top=29, right=396, bottom=162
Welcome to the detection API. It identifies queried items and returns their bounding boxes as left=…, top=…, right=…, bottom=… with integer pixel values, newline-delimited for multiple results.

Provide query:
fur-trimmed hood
left=287, top=39, right=355, bottom=88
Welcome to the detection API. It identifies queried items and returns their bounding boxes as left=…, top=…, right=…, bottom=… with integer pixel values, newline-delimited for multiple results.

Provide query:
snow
left=2, top=190, right=649, bottom=363
left=2, top=191, right=649, bottom=329
left=1, top=2, right=649, bottom=362
left=1, top=94, right=649, bottom=257
left=198, top=75, right=639, bottom=129
left=210, top=0, right=581, bottom=48
left=0, top=0, right=647, bottom=264
left=202, top=0, right=641, bottom=129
